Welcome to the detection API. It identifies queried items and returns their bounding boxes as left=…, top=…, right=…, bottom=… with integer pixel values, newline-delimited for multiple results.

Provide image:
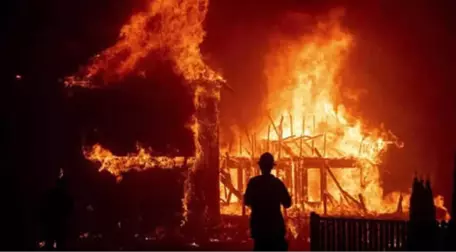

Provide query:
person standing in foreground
left=244, top=152, right=292, bottom=251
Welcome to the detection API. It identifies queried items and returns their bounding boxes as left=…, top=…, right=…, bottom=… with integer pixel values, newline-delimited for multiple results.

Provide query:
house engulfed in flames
left=217, top=10, right=406, bottom=217
left=66, top=0, right=448, bottom=222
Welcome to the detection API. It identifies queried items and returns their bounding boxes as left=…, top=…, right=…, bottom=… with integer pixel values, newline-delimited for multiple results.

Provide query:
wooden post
left=321, top=158, right=327, bottom=216
left=187, top=82, right=220, bottom=229
left=239, top=134, right=242, bottom=156
left=312, top=115, right=316, bottom=156
left=278, top=116, right=284, bottom=160
left=359, top=138, right=364, bottom=188
left=292, top=159, right=297, bottom=205
left=241, top=160, right=246, bottom=217
left=252, top=133, right=255, bottom=159
left=289, top=113, right=293, bottom=137
left=323, top=116, right=328, bottom=157
left=301, top=115, right=306, bottom=205
left=267, top=125, right=271, bottom=153
left=349, top=219, right=355, bottom=250
left=323, top=133, right=327, bottom=158
left=223, top=156, right=229, bottom=203
left=338, top=219, right=346, bottom=251
left=330, top=218, right=336, bottom=250
left=379, top=221, right=385, bottom=251
left=310, top=212, right=321, bottom=251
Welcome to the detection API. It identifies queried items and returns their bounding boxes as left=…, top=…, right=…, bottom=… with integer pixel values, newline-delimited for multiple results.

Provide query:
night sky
left=1, top=0, right=456, bottom=248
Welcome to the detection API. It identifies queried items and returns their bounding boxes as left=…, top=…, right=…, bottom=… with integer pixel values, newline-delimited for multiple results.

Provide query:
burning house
left=64, top=0, right=448, bottom=234
left=218, top=9, right=405, bottom=217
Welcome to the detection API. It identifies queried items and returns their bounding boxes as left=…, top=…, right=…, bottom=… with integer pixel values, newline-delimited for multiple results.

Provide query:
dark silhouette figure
left=41, top=177, right=74, bottom=250
left=408, top=175, right=437, bottom=251
left=244, top=152, right=292, bottom=251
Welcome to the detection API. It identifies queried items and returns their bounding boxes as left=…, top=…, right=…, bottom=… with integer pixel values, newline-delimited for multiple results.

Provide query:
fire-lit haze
left=64, top=1, right=449, bottom=221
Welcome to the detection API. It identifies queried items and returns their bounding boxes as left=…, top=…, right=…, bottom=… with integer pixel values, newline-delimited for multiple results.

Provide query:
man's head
left=258, top=152, right=276, bottom=174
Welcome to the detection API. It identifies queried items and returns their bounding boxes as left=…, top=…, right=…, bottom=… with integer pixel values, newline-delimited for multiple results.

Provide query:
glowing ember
left=84, top=144, right=191, bottom=179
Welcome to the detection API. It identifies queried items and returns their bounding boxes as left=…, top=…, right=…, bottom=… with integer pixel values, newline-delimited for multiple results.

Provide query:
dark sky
left=2, top=0, right=456, bottom=232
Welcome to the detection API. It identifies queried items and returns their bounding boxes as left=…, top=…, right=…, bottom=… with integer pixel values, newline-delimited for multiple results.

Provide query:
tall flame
left=65, top=0, right=222, bottom=86
left=66, top=0, right=223, bottom=224
left=261, top=10, right=399, bottom=214
left=263, top=10, right=387, bottom=160
left=219, top=10, right=399, bottom=216
left=66, top=2, right=449, bottom=221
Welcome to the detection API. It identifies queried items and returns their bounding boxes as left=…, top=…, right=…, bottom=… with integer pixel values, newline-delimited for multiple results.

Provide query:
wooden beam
left=358, top=194, right=367, bottom=214
left=312, top=115, right=316, bottom=156
left=219, top=168, right=243, bottom=201
left=225, top=157, right=357, bottom=168
left=314, top=148, right=363, bottom=211
left=267, top=113, right=281, bottom=139
left=278, top=116, right=284, bottom=160
left=289, top=113, right=293, bottom=137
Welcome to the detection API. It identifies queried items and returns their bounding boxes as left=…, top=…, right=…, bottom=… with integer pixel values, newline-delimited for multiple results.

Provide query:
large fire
left=65, top=0, right=223, bottom=224
left=218, top=10, right=409, bottom=217
left=65, top=0, right=223, bottom=86
left=65, top=1, right=449, bottom=222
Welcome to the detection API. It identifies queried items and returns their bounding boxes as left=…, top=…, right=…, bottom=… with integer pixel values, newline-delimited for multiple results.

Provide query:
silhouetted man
left=244, top=152, right=292, bottom=251
left=41, top=177, right=74, bottom=250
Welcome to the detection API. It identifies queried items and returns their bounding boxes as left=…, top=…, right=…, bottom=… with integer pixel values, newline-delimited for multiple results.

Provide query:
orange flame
left=84, top=144, right=191, bottom=178
left=65, top=0, right=223, bottom=87
left=220, top=9, right=405, bottom=217
left=434, top=195, right=451, bottom=221
left=66, top=0, right=223, bottom=225
left=67, top=2, right=450, bottom=222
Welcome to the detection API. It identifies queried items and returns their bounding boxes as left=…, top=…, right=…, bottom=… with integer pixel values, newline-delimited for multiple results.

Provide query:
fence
left=310, top=213, right=408, bottom=251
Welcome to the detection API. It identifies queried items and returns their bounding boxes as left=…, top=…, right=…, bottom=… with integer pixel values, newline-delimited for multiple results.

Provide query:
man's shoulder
left=248, top=174, right=283, bottom=184
left=248, top=175, right=262, bottom=184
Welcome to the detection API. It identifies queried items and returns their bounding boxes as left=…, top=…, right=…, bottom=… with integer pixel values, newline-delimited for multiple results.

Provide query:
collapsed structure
left=219, top=9, right=406, bottom=217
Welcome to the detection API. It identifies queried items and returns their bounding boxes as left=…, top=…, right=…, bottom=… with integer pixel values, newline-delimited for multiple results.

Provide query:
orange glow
left=219, top=9, right=447, bottom=218
left=65, top=0, right=223, bottom=87
left=434, top=195, right=451, bottom=221
left=66, top=0, right=223, bottom=224
left=307, top=169, right=321, bottom=202
left=65, top=1, right=450, bottom=222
